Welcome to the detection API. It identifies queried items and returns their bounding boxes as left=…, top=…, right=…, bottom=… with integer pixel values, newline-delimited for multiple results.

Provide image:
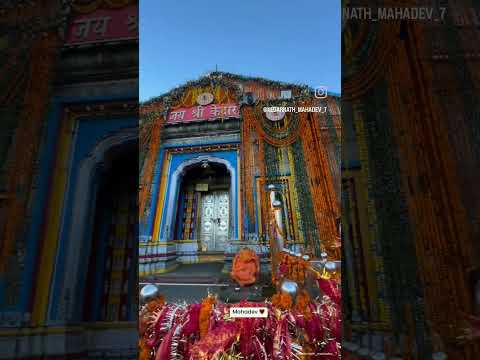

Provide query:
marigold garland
left=240, top=106, right=256, bottom=227
left=274, top=254, right=314, bottom=318
left=271, top=292, right=293, bottom=311
left=1, top=33, right=58, bottom=274
left=138, top=338, right=151, bottom=360
left=278, top=253, right=309, bottom=284
left=139, top=114, right=164, bottom=220
left=170, top=85, right=237, bottom=110
left=257, top=134, right=271, bottom=250
left=299, top=109, right=340, bottom=258
left=199, top=295, right=217, bottom=338
left=145, top=296, right=165, bottom=314
left=252, top=103, right=301, bottom=146
left=295, top=290, right=312, bottom=320
left=138, top=295, right=165, bottom=360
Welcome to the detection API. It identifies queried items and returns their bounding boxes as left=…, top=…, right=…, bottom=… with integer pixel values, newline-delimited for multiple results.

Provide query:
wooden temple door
left=200, top=190, right=229, bottom=251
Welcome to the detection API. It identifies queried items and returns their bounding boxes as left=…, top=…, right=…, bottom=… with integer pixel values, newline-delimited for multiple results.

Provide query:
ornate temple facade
left=0, top=1, right=138, bottom=358
left=139, top=72, right=341, bottom=277
left=342, top=1, right=480, bottom=359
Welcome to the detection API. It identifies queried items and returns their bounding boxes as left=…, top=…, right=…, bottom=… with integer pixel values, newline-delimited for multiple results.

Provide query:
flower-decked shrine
left=139, top=72, right=341, bottom=276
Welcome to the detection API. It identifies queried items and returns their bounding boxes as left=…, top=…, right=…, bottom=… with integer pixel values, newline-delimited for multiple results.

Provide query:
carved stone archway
left=162, top=155, right=237, bottom=242
left=51, top=127, right=137, bottom=322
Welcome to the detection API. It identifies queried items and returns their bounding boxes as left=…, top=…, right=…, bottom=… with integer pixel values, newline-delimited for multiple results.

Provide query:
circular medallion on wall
left=265, top=111, right=286, bottom=122
left=197, top=92, right=214, bottom=105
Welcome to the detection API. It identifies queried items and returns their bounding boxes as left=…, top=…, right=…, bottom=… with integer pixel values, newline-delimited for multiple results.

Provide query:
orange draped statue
left=230, top=248, right=260, bottom=286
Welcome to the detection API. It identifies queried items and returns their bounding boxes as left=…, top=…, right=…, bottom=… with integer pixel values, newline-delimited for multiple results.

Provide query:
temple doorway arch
left=49, top=127, right=138, bottom=323
left=161, top=154, right=238, bottom=244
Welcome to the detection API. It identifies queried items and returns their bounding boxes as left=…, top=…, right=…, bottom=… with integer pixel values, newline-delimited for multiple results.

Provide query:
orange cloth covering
left=230, top=248, right=260, bottom=286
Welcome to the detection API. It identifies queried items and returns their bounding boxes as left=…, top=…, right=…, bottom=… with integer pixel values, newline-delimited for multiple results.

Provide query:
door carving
left=200, top=190, right=229, bottom=251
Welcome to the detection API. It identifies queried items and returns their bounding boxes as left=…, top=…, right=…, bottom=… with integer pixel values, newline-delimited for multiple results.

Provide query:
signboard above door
left=195, top=183, right=209, bottom=192
left=167, top=103, right=240, bottom=124
left=65, top=4, right=138, bottom=46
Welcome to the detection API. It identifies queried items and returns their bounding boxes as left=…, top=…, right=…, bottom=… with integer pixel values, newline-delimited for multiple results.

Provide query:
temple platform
left=140, top=262, right=274, bottom=303
left=142, top=262, right=225, bottom=284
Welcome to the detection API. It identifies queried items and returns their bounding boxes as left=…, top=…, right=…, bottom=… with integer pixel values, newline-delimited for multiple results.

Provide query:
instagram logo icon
left=314, top=86, right=328, bottom=99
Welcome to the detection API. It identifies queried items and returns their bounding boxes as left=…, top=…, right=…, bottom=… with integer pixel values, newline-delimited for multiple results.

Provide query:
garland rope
left=300, top=109, right=340, bottom=258
left=240, top=106, right=256, bottom=228
left=139, top=111, right=164, bottom=220
left=1, top=33, right=58, bottom=273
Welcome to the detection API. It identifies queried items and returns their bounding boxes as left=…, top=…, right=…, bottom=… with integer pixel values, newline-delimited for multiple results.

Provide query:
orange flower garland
left=199, top=296, right=217, bottom=338
left=240, top=106, right=256, bottom=225
left=278, top=253, right=309, bottom=284
left=274, top=254, right=315, bottom=319
left=138, top=338, right=151, bottom=360
left=145, top=296, right=166, bottom=312
left=299, top=110, right=340, bottom=258
left=1, top=33, right=58, bottom=274
left=139, top=114, right=164, bottom=220
left=272, top=292, right=293, bottom=311
left=139, top=296, right=165, bottom=336
left=295, top=290, right=312, bottom=320
left=138, top=296, right=165, bottom=360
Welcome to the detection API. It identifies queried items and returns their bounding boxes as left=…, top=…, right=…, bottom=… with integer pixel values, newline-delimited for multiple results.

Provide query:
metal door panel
left=200, top=190, right=229, bottom=251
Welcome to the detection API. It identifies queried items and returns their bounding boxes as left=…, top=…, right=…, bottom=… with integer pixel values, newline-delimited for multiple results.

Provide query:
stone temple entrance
left=174, top=160, right=231, bottom=257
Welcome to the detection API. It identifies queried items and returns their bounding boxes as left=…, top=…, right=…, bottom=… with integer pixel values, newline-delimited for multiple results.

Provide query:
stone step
left=143, top=275, right=222, bottom=284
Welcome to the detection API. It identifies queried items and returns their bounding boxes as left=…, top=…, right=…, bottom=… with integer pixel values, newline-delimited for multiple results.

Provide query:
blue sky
left=140, top=0, right=341, bottom=101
